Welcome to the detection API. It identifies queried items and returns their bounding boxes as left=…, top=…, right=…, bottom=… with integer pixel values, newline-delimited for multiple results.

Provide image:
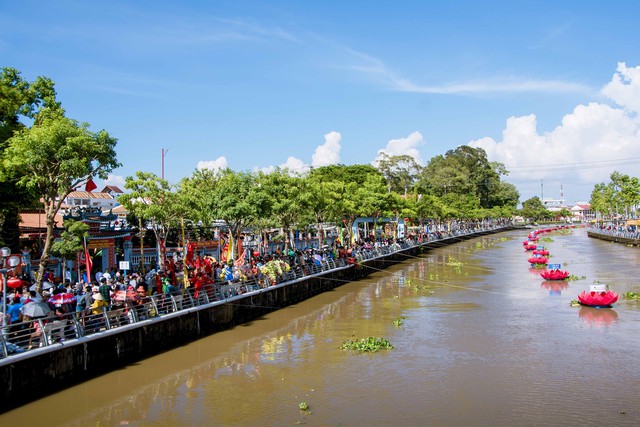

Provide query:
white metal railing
left=0, top=224, right=509, bottom=359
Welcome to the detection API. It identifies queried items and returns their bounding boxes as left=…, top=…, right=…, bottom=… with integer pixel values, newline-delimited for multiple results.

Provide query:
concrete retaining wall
left=587, top=230, right=640, bottom=246
left=0, top=227, right=513, bottom=412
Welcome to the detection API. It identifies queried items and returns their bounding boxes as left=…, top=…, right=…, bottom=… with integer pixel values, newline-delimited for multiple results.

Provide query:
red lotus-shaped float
left=532, top=249, right=549, bottom=256
left=577, top=285, right=618, bottom=307
left=540, top=269, right=569, bottom=280
left=524, top=244, right=537, bottom=251
left=528, top=256, right=548, bottom=265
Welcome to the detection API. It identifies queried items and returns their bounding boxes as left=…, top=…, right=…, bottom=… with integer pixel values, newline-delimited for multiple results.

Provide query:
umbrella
left=112, top=289, right=140, bottom=302
left=29, top=282, right=54, bottom=291
left=21, top=302, right=53, bottom=318
left=48, top=292, right=77, bottom=306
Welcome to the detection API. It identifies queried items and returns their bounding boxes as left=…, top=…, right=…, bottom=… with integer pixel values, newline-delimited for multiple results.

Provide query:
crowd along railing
left=0, top=224, right=507, bottom=359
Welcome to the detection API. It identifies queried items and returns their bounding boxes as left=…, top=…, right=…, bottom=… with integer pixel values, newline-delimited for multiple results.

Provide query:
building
left=570, top=203, right=594, bottom=221
left=64, top=190, right=117, bottom=211
left=541, top=198, right=569, bottom=212
left=100, top=185, right=124, bottom=199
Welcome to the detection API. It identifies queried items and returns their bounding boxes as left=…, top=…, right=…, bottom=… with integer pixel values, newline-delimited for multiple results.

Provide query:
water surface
left=2, top=228, right=639, bottom=426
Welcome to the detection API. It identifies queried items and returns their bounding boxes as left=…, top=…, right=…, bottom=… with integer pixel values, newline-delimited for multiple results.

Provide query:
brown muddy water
left=2, top=228, right=640, bottom=426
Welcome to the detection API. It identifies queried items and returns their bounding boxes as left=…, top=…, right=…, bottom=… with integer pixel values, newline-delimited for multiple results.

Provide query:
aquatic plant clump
left=299, top=402, right=309, bottom=411
left=622, top=291, right=640, bottom=300
left=393, top=317, right=406, bottom=327
left=340, top=337, right=395, bottom=353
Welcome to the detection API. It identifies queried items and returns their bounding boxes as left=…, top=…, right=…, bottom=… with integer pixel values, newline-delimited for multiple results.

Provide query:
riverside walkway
left=0, top=224, right=516, bottom=412
left=587, top=226, right=640, bottom=246
left=1, top=225, right=511, bottom=360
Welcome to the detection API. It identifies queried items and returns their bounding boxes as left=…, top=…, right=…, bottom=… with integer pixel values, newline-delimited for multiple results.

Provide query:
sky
left=2, top=0, right=640, bottom=205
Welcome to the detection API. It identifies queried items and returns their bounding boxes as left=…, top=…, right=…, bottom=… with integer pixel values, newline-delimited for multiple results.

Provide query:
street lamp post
left=1, top=247, right=21, bottom=327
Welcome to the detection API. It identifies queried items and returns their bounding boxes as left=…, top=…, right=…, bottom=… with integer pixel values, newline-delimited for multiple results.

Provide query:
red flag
left=85, top=178, right=97, bottom=192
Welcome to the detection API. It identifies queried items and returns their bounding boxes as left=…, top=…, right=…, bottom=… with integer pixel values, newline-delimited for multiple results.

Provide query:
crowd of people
left=1, top=219, right=508, bottom=355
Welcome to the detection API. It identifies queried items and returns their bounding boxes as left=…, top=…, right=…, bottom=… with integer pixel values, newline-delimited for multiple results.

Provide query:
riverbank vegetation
left=0, top=68, right=523, bottom=265
left=122, top=145, right=520, bottom=259
left=590, top=171, right=640, bottom=221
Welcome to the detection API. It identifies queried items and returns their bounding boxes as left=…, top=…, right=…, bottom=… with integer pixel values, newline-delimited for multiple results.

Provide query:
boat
left=540, top=269, right=569, bottom=280
left=577, top=284, right=618, bottom=307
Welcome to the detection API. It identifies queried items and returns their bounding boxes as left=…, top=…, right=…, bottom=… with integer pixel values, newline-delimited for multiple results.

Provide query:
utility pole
left=161, top=148, right=169, bottom=180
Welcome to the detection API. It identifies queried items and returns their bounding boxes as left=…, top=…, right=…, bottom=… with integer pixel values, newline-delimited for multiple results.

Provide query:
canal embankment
left=0, top=226, right=517, bottom=413
left=587, top=229, right=640, bottom=246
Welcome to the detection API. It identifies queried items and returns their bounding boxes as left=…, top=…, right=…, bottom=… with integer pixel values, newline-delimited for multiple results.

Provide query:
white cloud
left=341, top=47, right=592, bottom=95
left=374, top=131, right=425, bottom=165
left=103, top=174, right=126, bottom=189
left=469, top=85, right=640, bottom=201
left=254, top=157, right=308, bottom=176
left=601, top=62, right=640, bottom=114
left=197, top=156, right=229, bottom=172
left=279, top=156, right=309, bottom=174
left=255, top=165, right=276, bottom=174
left=311, top=131, right=342, bottom=167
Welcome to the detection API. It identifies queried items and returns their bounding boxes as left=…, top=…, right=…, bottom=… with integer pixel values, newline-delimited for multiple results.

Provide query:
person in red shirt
left=193, top=271, right=204, bottom=299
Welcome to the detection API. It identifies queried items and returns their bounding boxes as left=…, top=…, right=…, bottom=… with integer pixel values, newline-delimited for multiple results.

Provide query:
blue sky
left=2, top=0, right=640, bottom=204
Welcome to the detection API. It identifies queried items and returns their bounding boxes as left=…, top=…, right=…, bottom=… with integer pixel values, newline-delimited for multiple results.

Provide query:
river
left=2, top=227, right=639, bottom=426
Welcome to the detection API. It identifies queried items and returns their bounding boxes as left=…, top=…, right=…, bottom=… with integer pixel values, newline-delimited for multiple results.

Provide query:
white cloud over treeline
left=469, top=62, right=640, bottom=199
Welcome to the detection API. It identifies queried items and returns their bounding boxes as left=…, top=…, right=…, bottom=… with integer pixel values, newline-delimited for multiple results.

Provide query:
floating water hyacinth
left=340, top=337, right=395, bottom=353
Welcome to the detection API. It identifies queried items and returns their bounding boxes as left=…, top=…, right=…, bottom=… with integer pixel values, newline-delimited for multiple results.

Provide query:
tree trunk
left=37, top=206, right=57, bottom=293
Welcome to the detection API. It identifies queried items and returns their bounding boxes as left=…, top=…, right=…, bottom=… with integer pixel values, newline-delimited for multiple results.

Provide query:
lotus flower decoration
left=577, top=288, right=619, bottom=307
left=528, top=256, right=548, bottom=265
left=540, top=269, right=569, bottom=280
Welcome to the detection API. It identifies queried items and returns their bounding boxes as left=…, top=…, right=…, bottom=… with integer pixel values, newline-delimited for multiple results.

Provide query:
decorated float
left=540, top=264, right=569, bottom=280
left=577, top=284, right=618, bottom=307
left=532, top=248, right=549, bottom=256
left=527, top=255, right=548, bottom=266
left=541, top=269, right=569, bottom=280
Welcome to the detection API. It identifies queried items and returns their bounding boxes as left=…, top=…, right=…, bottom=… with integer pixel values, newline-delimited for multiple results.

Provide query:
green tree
left=375, top=152, right=422, bottom=195
left=0, top=68, right=62, bottom=249
left=50, top=219, right=89, bottom=278
left=1, top=109, right=119, bottom=288
left=181, top=168, right=268, bottom=261
left=258, top=169, right=305, bottom=250
left=556, top=208, right=573, bottom=221
left=119, top=171, right=185, bottom=267
left=520, top=197, right=551, bottom=222
left=590, top=182, right=614, bottom=220
left=488, top=181, right=520, bottom=210
left=416, top=146, right=512, bottom=209
left=299, top=173, right=333, bottom=246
